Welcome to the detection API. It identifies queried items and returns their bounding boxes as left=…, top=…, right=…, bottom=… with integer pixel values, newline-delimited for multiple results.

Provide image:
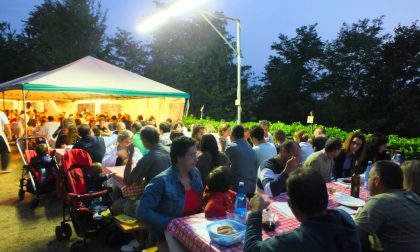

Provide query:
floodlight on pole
left=137, top=1, right=242, bottom=124
left=137, top=0, right=207, bottom=32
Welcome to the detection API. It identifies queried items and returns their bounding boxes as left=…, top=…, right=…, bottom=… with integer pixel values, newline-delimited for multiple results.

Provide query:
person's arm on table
left=244, top=194, right=271, bottom=252
left=124, top=144, right=147, bottom=185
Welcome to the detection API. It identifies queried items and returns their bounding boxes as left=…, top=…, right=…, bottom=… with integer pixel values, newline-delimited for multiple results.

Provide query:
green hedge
left=182, top=116, right=420, bottom=159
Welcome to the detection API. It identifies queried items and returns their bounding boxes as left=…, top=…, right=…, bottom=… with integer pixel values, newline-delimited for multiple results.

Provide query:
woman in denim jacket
left=137, top=136, right=203, bottom=245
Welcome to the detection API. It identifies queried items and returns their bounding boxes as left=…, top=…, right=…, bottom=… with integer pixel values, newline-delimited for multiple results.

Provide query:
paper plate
left=334, top=192, right=366, bottom=208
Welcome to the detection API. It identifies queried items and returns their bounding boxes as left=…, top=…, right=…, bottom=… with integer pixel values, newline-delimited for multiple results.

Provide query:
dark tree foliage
left=261, top=24, right=324, bottom=123
left=321, top=18, right=388, bottom=129
left=0, top=22, right=34, bottom=82
left=379, top=22, right=420, bottom=137
left=22, top=0, right=107, bottom=70
left=260, top=18, right=419, bottom=137
left=104, top=28, right=149, bottom=75
left=144, top=13, right=254, bottom=121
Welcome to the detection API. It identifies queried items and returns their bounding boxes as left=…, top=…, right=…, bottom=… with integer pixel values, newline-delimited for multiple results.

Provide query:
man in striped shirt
left=355, top=161, right=420, bottom=251
left=256, top=141, right=300, bottom=197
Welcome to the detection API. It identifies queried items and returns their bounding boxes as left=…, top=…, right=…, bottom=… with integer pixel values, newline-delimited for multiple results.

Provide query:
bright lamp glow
left=137, top=0, right=207, bottom=32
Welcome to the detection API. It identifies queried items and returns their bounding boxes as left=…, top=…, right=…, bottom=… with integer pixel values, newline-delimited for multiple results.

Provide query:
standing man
left=260, top=120, right=274, bottom=144
left=38, top=116, right=60, bottom=147
left=225, top=125, right=257, bottom=198
left=250, top=126, right=277, bottom=167
left=0, top=110, right=12, bottom=173
left=313, top=127, right=328, bottom=152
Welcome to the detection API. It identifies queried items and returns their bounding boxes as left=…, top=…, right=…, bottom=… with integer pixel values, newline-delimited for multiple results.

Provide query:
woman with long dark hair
left=55, top=120, right=80, bottom=148
left=334, top=132, right=366, bottom=178
left=361, top=133, right=389, bottom=170
left=197, top=134, right=230, bottom=186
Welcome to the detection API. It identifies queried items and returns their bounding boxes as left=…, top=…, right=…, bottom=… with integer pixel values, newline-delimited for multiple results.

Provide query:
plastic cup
left=262, top=210, right=276, bottom=232
left=226, top=210, right=246, bottom=224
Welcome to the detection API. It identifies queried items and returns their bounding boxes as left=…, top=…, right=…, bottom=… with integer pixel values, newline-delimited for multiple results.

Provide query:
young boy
left=86, top=162, right=111, bottom=220
left=32, top=143, right=57, bottom=184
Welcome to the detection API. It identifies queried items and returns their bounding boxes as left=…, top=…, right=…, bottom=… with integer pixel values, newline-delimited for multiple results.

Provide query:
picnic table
left=166, top=182, right=369, bottom=252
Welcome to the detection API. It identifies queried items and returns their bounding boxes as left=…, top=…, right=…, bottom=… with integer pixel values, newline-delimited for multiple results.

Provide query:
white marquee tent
left=0, top=56, right=189, bottom=122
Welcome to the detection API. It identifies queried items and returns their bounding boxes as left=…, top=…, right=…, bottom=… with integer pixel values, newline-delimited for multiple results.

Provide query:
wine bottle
left=350, top=172, right=360, bottom=198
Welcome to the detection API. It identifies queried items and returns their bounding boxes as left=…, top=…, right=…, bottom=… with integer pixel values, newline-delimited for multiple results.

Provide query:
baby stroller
left=16, top=136, right=58, bottom=208
left=55, top=148, right=111, bottom=251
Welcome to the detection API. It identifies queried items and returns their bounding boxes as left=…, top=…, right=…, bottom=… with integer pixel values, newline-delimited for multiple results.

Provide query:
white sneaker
left=121, top=239, right=140, bottom=252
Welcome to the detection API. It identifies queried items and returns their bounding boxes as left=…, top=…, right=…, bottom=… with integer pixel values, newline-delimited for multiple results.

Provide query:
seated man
left=355, top=161, right=420, bottom=251
left=118, top=126, right=172, bottom=252
left=124, top=125, right=171, bottom=186
left=256, top=140, right=300, bottom=197
left=304, top=137, right=342, bottom=182
left=158, top=122, right=172, bottom=146
left=245, top=170, right=361, bottom=252
left=72, top=124, right=106, bottom=163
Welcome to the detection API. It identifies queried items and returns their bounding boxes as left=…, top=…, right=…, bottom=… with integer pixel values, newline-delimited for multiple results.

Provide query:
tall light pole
left=137, top=1, right=242, bottom=124
left=199, top=12, right=241, bottom=125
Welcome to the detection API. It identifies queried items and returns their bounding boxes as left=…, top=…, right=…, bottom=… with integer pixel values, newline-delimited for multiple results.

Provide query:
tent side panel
left=57, top=97, right=186, bottom=124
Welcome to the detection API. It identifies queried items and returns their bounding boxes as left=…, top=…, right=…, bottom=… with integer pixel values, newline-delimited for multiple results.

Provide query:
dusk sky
left=1, top=0, right=419, bottom=76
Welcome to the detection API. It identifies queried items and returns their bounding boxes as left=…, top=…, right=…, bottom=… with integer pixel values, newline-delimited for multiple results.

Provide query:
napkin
left=333, top=181, right=351, bottom=188
left=190, top=221, right=212, bottom=241
left=271, top=202, right=294, bottom=218
left=335, top=205, right=357, bottom=215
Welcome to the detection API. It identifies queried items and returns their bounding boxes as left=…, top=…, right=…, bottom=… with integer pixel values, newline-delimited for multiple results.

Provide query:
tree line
left=0, top=0, right=418, bottom=137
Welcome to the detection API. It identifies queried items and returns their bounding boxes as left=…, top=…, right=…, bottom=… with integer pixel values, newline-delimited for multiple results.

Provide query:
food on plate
left=217, top=225, right=236, bottom=235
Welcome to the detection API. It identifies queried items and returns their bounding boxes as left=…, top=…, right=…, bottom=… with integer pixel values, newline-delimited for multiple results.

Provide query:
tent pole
left=22, top=89, right=28, bottom=149
left=184, top=99, right=190, bottom=117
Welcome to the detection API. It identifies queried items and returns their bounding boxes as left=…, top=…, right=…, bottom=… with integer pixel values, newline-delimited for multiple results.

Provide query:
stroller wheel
left=62, top=223, right=72, bottom=240
left=70, top=240, right=87, bottom=252
left=18, top=189, right=25, bottom=200
left=55, top=226, right=64, bottom=241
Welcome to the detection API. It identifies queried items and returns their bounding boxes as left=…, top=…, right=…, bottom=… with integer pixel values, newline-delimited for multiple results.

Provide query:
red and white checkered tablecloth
left=103, top=165, right=126, bottom=185
left=166, top=182, right=369, bottom=252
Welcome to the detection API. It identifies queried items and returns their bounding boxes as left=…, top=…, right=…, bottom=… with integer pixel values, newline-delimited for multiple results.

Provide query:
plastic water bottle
left=364, top=161, right=372, bottom=191
left=234, top=182, right=247, bottom=222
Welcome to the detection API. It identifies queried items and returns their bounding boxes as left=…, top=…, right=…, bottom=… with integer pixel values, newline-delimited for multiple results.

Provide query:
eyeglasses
left=351, top=140, right=363, bottom=146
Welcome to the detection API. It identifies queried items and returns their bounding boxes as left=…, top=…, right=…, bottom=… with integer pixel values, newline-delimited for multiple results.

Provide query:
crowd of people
left=0, top=108, right=419, bottom=252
